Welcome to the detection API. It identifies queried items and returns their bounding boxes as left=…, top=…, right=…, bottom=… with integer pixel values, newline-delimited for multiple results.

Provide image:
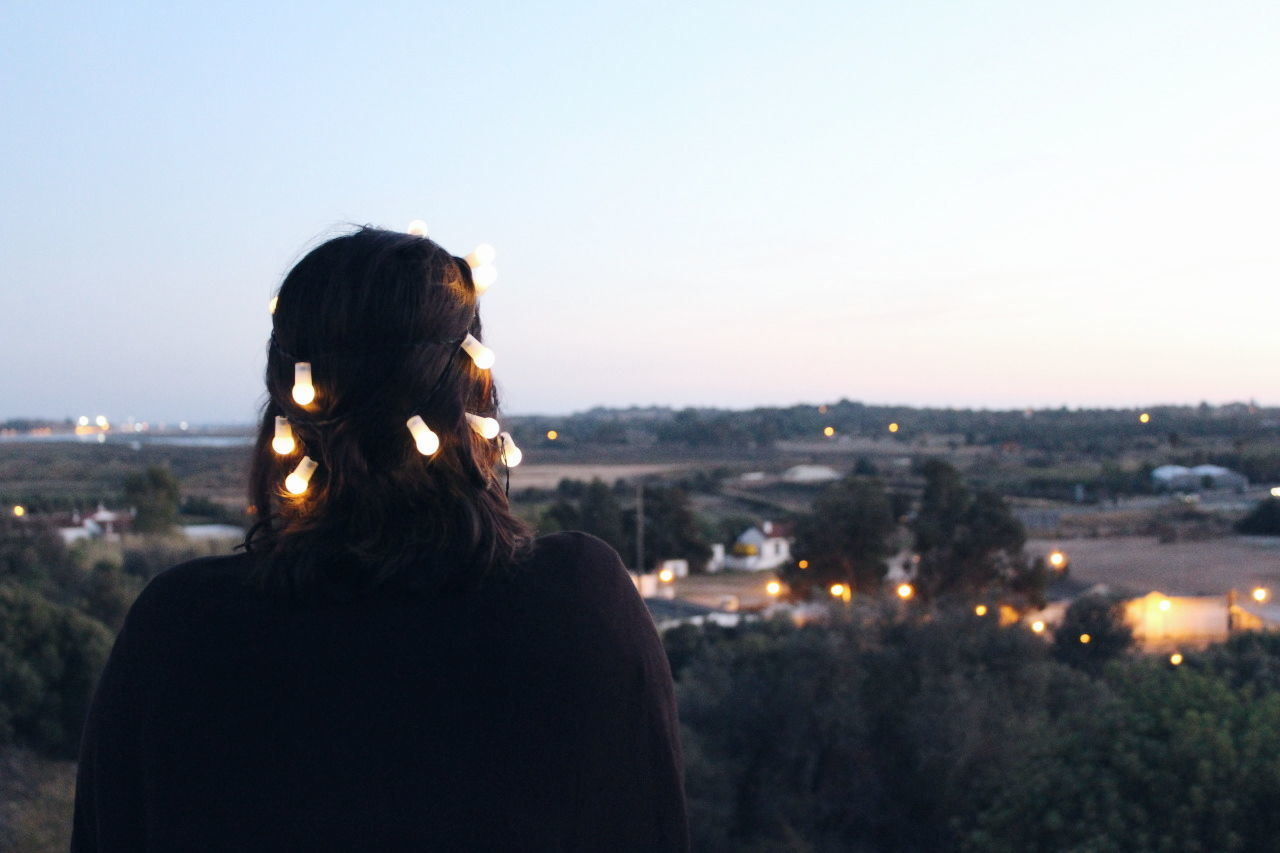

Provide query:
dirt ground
left=1027, top=536, right=1280, bottom=597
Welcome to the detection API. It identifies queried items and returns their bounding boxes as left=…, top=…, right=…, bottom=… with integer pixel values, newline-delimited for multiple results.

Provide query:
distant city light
left=829, top=583, right=847, bottom=598
left=1079, top=633, right=1092, bottom=644
left=546, top=430, right=559, bottom=441
left=797, top=560, right=809, bottom=570
left=888, top=422, right=900, bottom=433
left=1139, top=412, right=1151, bottom=424
left=77, top=416, right=89, bottom=427
left=823, top=426, right=835, bottom=437
left=12, top=505, right=25, bottom=518
left=974, top=604, right=988, bottom=617
left=1253, top=587, right=1269, bottom=603
left=817, top=405, right=828, bottom=414
left=658, top=568, right=675, bottom=583
left=1170, top=652, right=1184, bottom=666
left=1158, top=599, right=1172, bottom=612
left=896, top=583, right=914, bottom=600
left=1048, top=550, right=1067, bottom=570
left=766, top=580, right=782, bottom=597
left=1271, top=487, right=1280, bottom=498
left=95, top=415, right=108, bottom=428
left=1031, top=620, right=1046, bottom=633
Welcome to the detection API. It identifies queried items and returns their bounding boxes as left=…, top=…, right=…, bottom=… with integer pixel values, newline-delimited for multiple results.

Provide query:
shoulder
left=121, top=552, right=258, bottom=637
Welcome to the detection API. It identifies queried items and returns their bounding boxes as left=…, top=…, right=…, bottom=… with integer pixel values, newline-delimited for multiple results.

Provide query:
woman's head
left=246, top=226, right=530, bottom=596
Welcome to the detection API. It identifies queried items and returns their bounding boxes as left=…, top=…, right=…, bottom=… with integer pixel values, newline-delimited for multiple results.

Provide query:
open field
left=508, top=462, right=697, bottom=490
left=1028, top=535, right=1280, bottom=597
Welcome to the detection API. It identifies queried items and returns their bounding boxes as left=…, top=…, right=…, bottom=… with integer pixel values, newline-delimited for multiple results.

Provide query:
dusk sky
left=2, top=1, right=1276, bottom=423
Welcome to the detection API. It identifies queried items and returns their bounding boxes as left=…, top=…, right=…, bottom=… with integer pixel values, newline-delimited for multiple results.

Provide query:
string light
left=272, top=417, right=296, bottom=455
left=406, top=220, right=429, bottom=236
left=466, top=413, right=500, bottom=439
left=471, top=264, right=497, bottom=293
left=269, top=295, right=278, bottom=315
left=406, top=415, right=440, bottom=456
left=292, top=362, right=316, bottom=406
left=284, top=457, right=318, bottom=496
left=466, top=244, right=496, bottom=268
left=460, top=333, right=496, bottom=369
left=499, top=432, right=522, bottom=467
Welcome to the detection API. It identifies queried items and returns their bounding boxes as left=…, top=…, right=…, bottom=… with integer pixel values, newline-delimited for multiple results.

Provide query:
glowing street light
left=829, top=583, right=847, bottom=599
left=974, top=604, right=988, bottom=617
left=888, top=422, right=900, bottom=433
left=546, top=430, right=559, bottom=441
left=1170, top=652, right=1184, bottom=666
left=823, top=426, right=835, bottom=437
left=765, top=580, right=783, bottom=597
left=896, top=583, right=915, bottom=600
left=1079, top=633, right=1092, bottom=644
left=12, top=505, right=26, bottom=518
left=1031, top=620, right=1046, bottom=634
left=1158, top=598, right=1172, bottom=612
left=1048, top=550, right=1067, bottom=570
left=1139, top=412, right=1151, bottom=424
left=797, top=560, right=809, bottom=570
left=658, top=568, right=675, bottom=584
left=1253, top=587, right=1270, bottom=604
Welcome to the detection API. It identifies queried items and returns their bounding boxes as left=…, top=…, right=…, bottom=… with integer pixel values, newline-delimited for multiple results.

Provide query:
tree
left=122, top=466, right=181, bottom=534
left=785, top=475, right=895, bottom=598
left=577, top=479, right=625, bottom=554
left=622, top=486, right=712, bottom=571
left=912, top=460, right=1042, bottom=606
left=1237, top=498, right=1280, bottom=536
left=1051, top=595, right=1133, bottom=675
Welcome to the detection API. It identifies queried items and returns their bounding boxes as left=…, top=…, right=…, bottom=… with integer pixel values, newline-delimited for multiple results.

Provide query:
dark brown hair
left=244, top=227, right=531, bottom=598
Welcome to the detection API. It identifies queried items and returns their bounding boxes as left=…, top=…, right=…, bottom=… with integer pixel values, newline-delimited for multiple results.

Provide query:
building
left=722, top=521, right=793, bottom=572
left=1151, top=464, right=1248, bottom=492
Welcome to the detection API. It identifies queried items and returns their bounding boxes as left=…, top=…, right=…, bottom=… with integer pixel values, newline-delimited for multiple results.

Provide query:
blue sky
left=2, top=1, right=1277, bottom=422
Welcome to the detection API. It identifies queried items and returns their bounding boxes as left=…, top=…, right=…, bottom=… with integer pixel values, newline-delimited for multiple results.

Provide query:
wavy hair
left=244, top=227, right=531, bottom=598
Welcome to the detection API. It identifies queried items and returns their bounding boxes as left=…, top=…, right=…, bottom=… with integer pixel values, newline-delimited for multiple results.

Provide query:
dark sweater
left=71, top=532, right=689, bottom=851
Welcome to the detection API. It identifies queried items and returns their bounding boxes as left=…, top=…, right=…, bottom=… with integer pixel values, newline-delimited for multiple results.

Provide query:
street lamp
left=974, top=604, right=988, bottom=617
left=1031, top=620, right=1046, bottom=634
left=896, top=583, right=914, bottom=600
left=1048, top=550, right=1068, bottom=571
left=1253, top=587, right=1270, bottom=604
left=658, top=568, right=675, bottom=584
left=766, top=580, right=782, bottom=597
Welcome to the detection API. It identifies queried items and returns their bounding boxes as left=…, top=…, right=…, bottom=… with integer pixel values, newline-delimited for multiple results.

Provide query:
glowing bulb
left=284, top=456, right=317, bottom=496
left=1253, top=587, right=1269, bottom=603
left=1139, top=412, right=1151, bottom=424
left=271, top=416, right=296, bottom=455
left=1031, top=620, right=1046, bottom=633
left=823, top=426, right=835, bottom=437
left=1080, top=633, right=1092, bottom=644
left=406, top=415, right=440, bottom=456
left=546, top=430, right=559, bottom=440
left=1170, top=652, right=1183, bottom=666
left=12, top=505, right=26, bottom=518
left=467, top=243, right=496, bottom=267
left=292, top=362, right=316, bottom=406
left=268, top=295, right=278, bottom=315
left=658, top=568, right=675, bottom=583
left=974, top=604, right=988, bottom=616
left=896, top=583, right=914, bottom=600
left=1158, top=599, right=1171, bottom=612
left=499, top=432, right=522, bottom=467
left=460, top=333, right=496, bottom=369
left=471, top=264, right=497, bottom=293
left=406, top=219, right=429, bottom=236
left=466, top=413, right=500, bottom=440
left=829, top=583, right=846, bottom=598
left=766, top=580, right=782, bottom=596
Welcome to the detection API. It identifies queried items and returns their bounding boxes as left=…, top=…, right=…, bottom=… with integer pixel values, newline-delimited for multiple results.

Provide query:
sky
left=1, top=1, right=1277, bottom=423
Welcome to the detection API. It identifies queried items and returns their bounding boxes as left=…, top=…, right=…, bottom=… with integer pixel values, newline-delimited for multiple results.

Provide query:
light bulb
left=466, top=243, right=496, bottom=268
left=292, top=362, right=316, bottom=406
left=284, top=456, right=317, bottom=496
left=460, top=333, right=496, bottom=369
left=499, top=432, right=522, bottom=467
left=269, top=295, right=278, bottom=315
left=272, top=416, right=296, bottom=455
left=466, top=413, right=500, bottom=439
left=471, top=264, right=497, bottom=293
left=406, top=415, right=440, bottom=456
left=406, top=220, right=429, bottom=236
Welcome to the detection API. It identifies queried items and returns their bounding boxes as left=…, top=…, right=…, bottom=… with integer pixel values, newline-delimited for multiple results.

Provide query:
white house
left=723, top=521, right=793, bottom=572
left=1152, top=464, right=1248, bottom=492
